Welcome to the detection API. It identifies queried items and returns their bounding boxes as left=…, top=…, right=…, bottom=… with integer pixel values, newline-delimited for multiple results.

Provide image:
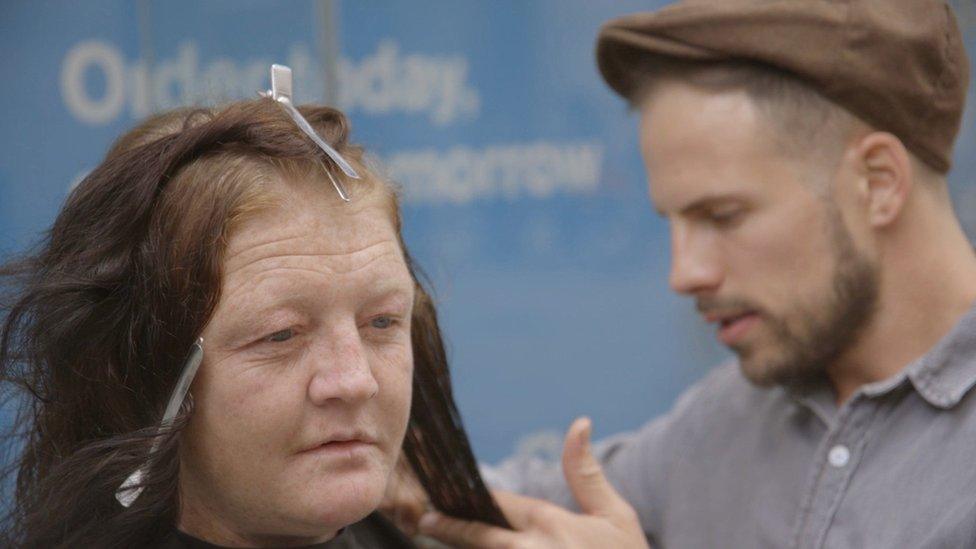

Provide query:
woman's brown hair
left=0, top=99, right=507, bottom=547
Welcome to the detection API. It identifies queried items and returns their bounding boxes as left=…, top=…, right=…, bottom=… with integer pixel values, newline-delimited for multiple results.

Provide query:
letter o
left=61, top=40, right=125, bottom=125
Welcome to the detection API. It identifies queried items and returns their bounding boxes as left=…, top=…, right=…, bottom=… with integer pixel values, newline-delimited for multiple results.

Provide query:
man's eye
left=265, top=329, right=294, bottom=343
left=370, top=316, right=396, bottom=329
left=708, top=209, right=743, bottom=225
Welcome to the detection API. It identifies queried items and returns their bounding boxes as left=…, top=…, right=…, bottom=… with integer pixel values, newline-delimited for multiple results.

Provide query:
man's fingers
left=561, top=416, right=631, bottom=517
left=418, top=511, right=520, bottom=549
left=379, top=457, right=429, bottom=536
left=491, top=489, right=560, bottom=530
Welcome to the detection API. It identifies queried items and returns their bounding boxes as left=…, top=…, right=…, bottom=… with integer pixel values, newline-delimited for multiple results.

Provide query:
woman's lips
left=299, top=438, right=377, bottom=459
left=717, top=312, right=760, bottom=345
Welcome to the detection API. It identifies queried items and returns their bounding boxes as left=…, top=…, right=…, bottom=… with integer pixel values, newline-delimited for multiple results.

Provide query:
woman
left=0, top=90, right=506, bottom=546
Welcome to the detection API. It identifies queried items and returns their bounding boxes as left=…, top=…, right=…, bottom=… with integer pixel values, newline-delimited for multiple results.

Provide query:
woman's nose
left=307, top=332, right=379, bottom=405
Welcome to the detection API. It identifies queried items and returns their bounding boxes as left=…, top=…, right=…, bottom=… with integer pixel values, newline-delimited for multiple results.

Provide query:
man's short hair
left=631, top=58, right=868, bottom=175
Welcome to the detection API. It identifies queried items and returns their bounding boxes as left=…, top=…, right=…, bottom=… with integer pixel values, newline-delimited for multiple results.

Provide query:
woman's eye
left=370, top=316, right=396, bottom=329
left=265, top=329, right=294, bottom=343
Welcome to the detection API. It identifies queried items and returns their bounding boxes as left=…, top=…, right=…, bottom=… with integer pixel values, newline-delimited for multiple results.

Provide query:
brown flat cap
left=596, top=0, right=971, bottom=172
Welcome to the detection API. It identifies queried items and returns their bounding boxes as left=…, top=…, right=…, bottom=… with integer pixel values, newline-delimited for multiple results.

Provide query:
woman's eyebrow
left=365, top=279, right=415, bottom=304
left=216, top=301, right=306, bottom=340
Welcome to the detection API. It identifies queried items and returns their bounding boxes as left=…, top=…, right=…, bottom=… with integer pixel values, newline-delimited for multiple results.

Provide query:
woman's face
left=179, top=175, right=415, bottom=546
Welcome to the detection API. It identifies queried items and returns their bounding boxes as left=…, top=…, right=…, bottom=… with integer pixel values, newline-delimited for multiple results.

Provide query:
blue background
left=1, top=1, right=974, bottom=464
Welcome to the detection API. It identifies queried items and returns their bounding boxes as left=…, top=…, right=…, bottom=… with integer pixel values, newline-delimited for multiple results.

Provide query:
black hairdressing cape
left=156, top=512, right=414, bottom=549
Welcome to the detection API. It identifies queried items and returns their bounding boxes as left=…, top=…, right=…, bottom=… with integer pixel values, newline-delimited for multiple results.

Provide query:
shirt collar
left=900, top=300, right=976, bottom=409
left=788, top=300, right=976, bottom=412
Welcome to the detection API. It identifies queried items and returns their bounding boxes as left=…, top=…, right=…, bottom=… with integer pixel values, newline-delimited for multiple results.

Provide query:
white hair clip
left=115, top=339, right=205, bottom=507
left=260, top=64, right=357, bottom=202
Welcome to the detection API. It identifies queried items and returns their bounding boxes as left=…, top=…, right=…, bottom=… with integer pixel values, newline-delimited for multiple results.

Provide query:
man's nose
left=668, top=226, right=723, bottom=296
left=307, top=330, right=379, bottom=405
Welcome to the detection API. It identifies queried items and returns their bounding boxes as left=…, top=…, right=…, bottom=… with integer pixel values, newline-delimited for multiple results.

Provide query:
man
left=416, top=0, right=976, bottom=547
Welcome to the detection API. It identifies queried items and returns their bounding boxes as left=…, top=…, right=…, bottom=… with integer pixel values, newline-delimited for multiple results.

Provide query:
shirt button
left=828, top=445, right=850, bottom=468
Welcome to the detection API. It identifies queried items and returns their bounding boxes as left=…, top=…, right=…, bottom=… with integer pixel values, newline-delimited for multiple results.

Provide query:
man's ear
left=850, top=132, right=913, bottom=228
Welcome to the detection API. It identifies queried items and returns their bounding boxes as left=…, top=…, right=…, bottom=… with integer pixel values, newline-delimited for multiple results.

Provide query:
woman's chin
left=178, top=470, right=389, bottom=546
left=292, top=469, right=390, bottom=529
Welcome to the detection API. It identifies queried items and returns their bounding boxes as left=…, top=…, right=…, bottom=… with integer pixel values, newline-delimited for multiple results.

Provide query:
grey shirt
left=484, top=304, right=976, bottom=548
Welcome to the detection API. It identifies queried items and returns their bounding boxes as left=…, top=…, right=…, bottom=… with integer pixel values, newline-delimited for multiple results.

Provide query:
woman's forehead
left=224, top=177, right=397, bottom=258
left=221, top=184, right=408, bottom=283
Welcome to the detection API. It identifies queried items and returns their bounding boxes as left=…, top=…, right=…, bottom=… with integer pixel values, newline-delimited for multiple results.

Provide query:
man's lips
left=703, top=310, right=753, bottom=324
left=702, top=310, right=761, bottom=345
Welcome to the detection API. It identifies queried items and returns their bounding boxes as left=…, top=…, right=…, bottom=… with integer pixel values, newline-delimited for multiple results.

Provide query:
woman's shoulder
left=338, top=512, right=416, bottom=549
left=152, top=513, right=415, bottom=549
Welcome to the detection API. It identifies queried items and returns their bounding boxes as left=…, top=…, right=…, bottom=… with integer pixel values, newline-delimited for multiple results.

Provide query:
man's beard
left=702, top=205, right=880, bottom=388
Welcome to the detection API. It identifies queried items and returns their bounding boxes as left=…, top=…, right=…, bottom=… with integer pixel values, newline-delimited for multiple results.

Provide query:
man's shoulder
left=597, top=361, right=796, bottom=515
left=664, top=360, right=793, bottom=436
left=678, top=360, right=782, bottom=409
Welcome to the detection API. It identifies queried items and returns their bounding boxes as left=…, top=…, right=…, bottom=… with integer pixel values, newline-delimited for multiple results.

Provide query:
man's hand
left=379, top=454, right=430, bottom=537
left=418, top=417, right=650, bottom=548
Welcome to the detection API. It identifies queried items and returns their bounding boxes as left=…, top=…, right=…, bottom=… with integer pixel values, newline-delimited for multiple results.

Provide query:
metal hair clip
left=115, top=338, right=205, bottom=508
left=260, top=64, right=357, bottom=202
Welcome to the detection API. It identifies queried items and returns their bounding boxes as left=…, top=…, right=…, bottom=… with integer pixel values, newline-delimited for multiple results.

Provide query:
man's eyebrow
left=670, top=194, right=748, bottom=217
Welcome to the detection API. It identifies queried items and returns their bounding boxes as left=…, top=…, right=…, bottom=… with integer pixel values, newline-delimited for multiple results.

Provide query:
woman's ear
left=851, top=132, right=913, bottom=229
